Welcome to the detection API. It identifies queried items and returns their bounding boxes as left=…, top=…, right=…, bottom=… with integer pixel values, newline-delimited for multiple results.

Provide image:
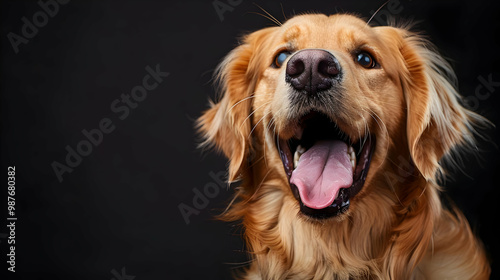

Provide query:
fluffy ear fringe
left=395, top=28, right=491, bottom=183
left=196, top=46, right=252, bottom=183
left=196, top=27, right=276, bottom=182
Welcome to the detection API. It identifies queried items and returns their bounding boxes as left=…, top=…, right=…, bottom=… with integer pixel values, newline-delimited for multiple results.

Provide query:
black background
left=1, top=0, right=499, bottom=279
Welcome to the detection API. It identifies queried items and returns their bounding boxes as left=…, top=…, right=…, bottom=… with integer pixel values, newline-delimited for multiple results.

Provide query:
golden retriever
left=198, top=13, right=490, bottom=279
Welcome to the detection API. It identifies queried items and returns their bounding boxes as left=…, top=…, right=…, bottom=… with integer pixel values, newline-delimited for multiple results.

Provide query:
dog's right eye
left=273, top=51, right=291, bottom=68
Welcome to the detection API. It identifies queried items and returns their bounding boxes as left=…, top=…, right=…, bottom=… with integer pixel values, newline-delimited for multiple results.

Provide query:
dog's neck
left=226, top=155, right=441, bottom=279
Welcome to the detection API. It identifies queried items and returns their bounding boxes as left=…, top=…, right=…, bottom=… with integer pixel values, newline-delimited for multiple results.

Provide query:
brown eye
left=356, top=52, right=376, bottom=68
left=273, top=51, right=291, bottom=68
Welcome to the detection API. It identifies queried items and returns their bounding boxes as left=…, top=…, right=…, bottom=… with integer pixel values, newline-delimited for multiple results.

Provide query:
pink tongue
left=290, top=140, right=353, bottom=209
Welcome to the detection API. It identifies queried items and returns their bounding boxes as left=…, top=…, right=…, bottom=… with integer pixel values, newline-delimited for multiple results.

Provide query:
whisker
left=268, top=107, right=285, bottom=157
left=253, top=3, right=282, bottom=26
left=247, top=155, right=267, bottom=170
left=239, top=101, right=271, bottom=130
left=280, top=3, right=287, bottom=21
left=244, top=169, right=272, bottom=205
left=227, top=95, right=256, bottom=113
left=248, top=109, right=271, bottom=139
left=368, top=110, right=390, bottom=157
left=249, top=12, right=282, bottom=26
left=366, top=0, right=390, bottom=26
left=263, top=115, right=279, bottom=168
left=369, top=111, right=385, bottom=133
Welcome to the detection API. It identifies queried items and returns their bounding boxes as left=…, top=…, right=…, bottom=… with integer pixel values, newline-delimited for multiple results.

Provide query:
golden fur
left=198, top=14, right=490, bottom=279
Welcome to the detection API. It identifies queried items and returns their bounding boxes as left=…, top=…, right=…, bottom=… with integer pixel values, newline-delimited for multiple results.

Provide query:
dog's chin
left=276, top=111, right=375, bottom=220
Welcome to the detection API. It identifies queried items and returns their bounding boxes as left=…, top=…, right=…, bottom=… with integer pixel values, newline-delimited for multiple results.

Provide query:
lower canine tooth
left=348, top=146, right=354, bottom=154
left=294, top=145, right=305, bottom=169
left=348, top=146, right=356, bottom=172
left=297, top=145, right=306, bottom=154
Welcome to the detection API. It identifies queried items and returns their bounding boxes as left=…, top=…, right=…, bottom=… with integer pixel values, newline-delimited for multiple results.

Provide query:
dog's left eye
left=273, top=51, right=291, bottom=68
left=356, top=52, right=376, bottom=68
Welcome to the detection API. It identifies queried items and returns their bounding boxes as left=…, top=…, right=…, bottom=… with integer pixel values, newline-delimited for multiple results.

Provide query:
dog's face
left=199, top=14, right=478, bottom=220
left=253, top=15, right=405, bottom=218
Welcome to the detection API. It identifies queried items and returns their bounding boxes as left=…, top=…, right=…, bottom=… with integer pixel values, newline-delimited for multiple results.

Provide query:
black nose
left=285, top=49, right=341, bottom=96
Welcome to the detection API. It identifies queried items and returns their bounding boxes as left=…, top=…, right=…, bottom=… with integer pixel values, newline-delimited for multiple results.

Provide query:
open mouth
left=277, top=112, right=375, bottom=219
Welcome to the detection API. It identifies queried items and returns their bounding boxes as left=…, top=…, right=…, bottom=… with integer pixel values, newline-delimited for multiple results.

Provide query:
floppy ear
left=373, top=27, right=490, bottom=278
left=381, top=27, right=487, bottom=182
left=197, top=28, right=274, bottom=182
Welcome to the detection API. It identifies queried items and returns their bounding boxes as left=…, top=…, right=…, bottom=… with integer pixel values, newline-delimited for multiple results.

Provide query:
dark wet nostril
left=286, top=59, right=305, bottom=77
left=318, top=59, right=340, bottom=77
left=285, top=49, right=341, bottom=96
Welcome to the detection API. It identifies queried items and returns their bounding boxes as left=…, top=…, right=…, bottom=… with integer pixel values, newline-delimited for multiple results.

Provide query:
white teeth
left=297, top=145, right=306, bottom=154
left=293, top=145, right=306, bottom=169
left=348, top=146, right=356, bottom=172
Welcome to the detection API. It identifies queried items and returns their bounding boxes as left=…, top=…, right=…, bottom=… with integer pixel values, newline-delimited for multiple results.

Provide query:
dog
left=198, top=13, right=490, bottom=279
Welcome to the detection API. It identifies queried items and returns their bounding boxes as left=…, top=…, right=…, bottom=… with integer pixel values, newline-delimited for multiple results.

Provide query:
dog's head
left=198, top=14, right=484, bottom=220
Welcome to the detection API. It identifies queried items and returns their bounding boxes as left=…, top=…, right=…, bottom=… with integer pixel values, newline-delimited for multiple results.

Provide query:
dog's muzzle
left=278, top=49, right=374, bottom=220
